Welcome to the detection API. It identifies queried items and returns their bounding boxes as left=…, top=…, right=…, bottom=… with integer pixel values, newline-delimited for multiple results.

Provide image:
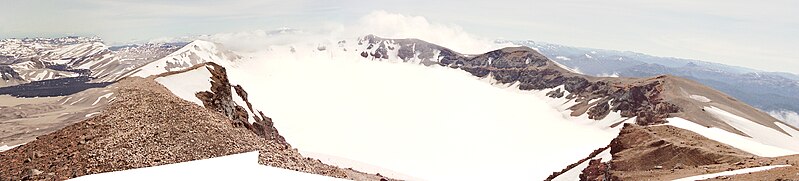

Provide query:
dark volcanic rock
left=580, top=159, right=615, bottom=181
left=0, top=76, right=113, bottom=97
left=588, top=101, right=611, bottom=120
left=0, top=65, right=22, bottom=80
left=191, top=62, right=290, bottom=148
left=358, top=35, right=684, bottom=125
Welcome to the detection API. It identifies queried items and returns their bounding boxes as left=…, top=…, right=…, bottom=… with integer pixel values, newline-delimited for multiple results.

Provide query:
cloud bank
left=769, top=110, right=799, bottom=128
left=179, top=11, right=508, bottom=54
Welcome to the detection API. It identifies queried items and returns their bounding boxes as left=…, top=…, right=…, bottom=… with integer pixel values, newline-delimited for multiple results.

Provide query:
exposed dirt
left=545, top=146, right=609, bottom=181
left=571, top=123, right=799, bottom=181
left=0, top=77, right=395, bottom=180
left=0, top=87, right=113, bottom=147
left=361, top=35, right=799, bottom=138
left=700, top=154, right=799, bottom=180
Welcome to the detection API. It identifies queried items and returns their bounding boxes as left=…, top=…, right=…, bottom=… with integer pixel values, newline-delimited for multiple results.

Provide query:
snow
left=70, top=97, right=86, bottom=105
left=550, top=59, right=583, bottom=74
left=672, top=165, right=789, bottom=181
left=301, top=151, right=422, bottom=181
left=155, top=66, right=213, bottom=106
left=231, top=87, right=256, bottom=124
left=91, top=93, right=114, bottom=106
left=49, top=59, right=72, bottom=65
left=131, top=40, right=235, bottom=78
left=555, top=56, right=571, bottom=61
left=70, top=152, right=344, bottom=181
left=775, top=122, right=799, bottom=138
left=552, top=148, right=612, bottom=181
left=0, top=144, right=22, bottom=152
left=84, top=112, right=101, bottom=118
left=597, top=72, right=620, bottom=77
left=689, top=94, right=711, bottom=103
left=704, top=106, right=799, bottom=153
left=665, top=117, right=796, bottom=157
left=219, top=43, right=620, bottom=180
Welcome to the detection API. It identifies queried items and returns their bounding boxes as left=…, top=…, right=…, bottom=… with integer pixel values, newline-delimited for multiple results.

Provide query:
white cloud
left=769, top=110, right=799, bottom=128
left=218, top=42, right=619, bottom=180
left=341, top=10, right=505, bottom=54
left=189, top=11, right=508, bottom=54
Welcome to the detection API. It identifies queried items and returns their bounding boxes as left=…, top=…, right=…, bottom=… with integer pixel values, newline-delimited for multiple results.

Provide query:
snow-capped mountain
left=0, top=37, right=182, bottom=87
left=128, top=35, right=799, bottom=180
left=510, top=40, right=799, bottom=128
left=3, top=35, right=799, bottom=180
left=127, top=40, right=241, bottom=78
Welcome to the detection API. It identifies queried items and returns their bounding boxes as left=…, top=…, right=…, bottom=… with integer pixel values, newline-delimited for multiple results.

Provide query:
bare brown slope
left=360, top=35, right=795, bottom=137
left=0, top=77, right=392, bottom=180
left=0, top=86, right=116, bottom=147
left=576, top=123, right=799, bottom=181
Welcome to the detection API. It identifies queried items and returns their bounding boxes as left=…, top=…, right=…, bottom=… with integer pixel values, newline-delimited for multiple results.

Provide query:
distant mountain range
left=4, top=35, right=799, bottom=180
left=506, top=40, right=799, bottom=125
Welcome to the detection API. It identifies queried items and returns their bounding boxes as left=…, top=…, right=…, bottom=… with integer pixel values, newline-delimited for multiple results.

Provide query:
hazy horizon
left=2, top=0, right=798, bottom=74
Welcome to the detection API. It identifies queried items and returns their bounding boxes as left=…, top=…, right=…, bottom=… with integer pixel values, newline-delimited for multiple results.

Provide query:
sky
left=1, top=0, right=798, bottom=73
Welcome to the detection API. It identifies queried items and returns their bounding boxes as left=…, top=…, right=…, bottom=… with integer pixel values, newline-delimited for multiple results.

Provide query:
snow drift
left=194, top=43, right=621, bottom=180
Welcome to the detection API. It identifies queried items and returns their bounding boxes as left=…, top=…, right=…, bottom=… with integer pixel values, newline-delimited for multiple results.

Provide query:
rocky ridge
left=0, top=74, right=394, bottom=180
left=352, top=35, right=799, bottom=180
left=0, top=37, right=182, bottom=88
left=355, top=35, right=793, bottom=136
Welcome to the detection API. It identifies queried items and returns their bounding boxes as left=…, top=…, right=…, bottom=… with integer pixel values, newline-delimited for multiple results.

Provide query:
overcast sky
left=1, top=0, right=797, bottom=73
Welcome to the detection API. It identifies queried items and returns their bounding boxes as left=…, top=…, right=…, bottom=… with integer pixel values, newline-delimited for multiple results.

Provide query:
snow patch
left=665, top=117, right=796, bottom=157
left=223, top=45, right=620, bottom=180
left=552, top=149, right=612, bottom=181
left=689, top=94, right=711, bottom=103
left=554, top=56, right=571, bottom=61
left=775, top=122, right=799, bottom=138
left=91, top=93, right=114, bottom=106
left=70, top=97, right=86, bottom=105
left=132, top=40, right=235, bottom=78
left=550, top=60, right=583, bottom=74
left=155, top=67, right=213, bottom=106
left=0, top=144, right=22, bottom=152
left=300, top=151, right=422, bottom=181
left=70, top=152, right=344, bottom=181
left=673, top=165, right=789, bottom=181
left=704, top=106, right=799, bottom=153
left=596, top=72, right=619, bottom=77
left=84, top=112, right=101, bottom=118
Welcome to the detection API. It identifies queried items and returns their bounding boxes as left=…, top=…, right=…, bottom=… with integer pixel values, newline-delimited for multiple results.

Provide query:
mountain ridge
left=355, top=35, right=794, bottom=137
left=3, top=35, right=799, bottom=180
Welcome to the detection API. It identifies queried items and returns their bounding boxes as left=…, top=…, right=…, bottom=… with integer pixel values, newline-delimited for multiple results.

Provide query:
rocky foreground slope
left=3, top=35, right=799, bottom=180
left=0, top=65, right=393, bottom=180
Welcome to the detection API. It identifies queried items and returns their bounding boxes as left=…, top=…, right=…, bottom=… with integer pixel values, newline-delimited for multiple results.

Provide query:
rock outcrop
left=0, top=76, right=394, bottom=180
left=358, top=35, right=682, bottom=125
left=580, top=159, right=614, bottom=181
left=190, top=62, right=289, bottom=148
left=588, top=123, right=757, bottom=180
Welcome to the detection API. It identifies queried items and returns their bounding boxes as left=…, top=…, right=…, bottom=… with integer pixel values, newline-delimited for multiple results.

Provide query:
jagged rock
left=546, top=88, right=565, bottom=98
left=193, top=62, right=289, bottom=148
left=195, top=64, right=249, bottom=127
left=588, top=101, right=611, bottom=120
left=580, top=159, right=614, bottom=181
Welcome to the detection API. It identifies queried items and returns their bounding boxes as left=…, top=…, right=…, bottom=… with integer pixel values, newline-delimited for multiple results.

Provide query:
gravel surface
left=0, top=77, right=393, bottom=180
